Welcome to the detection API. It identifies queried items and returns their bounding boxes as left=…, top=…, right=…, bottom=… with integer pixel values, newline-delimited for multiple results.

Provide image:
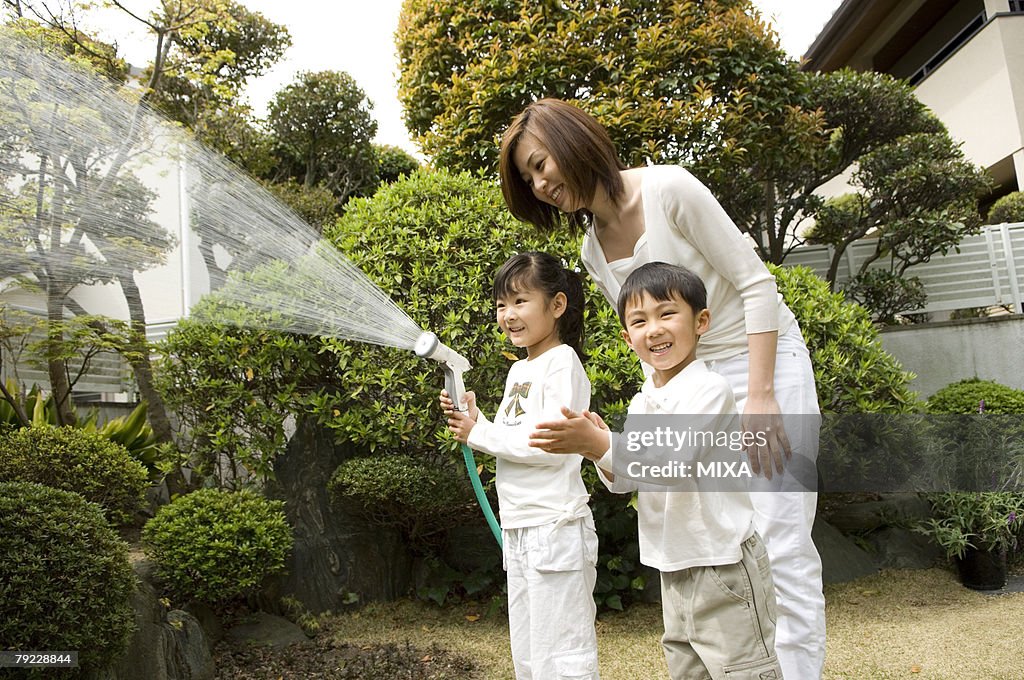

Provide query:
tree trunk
left=118, top=272, right=175, bottom=443
left=46, top=284, right=75, bottom=426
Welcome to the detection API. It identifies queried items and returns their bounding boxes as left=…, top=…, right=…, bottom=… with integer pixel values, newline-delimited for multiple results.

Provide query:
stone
left=225, top=612, right=310, bottom=649
left=826, top=493, right=931, bottom=535
left=265, top=417, right=413, bottom=613
left=89, top=560, right=213, bottom=680
left=866, top=526, right=944, bottom=570
left=812, top=517, right=878, bottom=585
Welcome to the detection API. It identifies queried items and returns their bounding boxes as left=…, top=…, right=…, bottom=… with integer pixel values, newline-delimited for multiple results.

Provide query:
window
left=1010, top=0, right=1024, bottom=12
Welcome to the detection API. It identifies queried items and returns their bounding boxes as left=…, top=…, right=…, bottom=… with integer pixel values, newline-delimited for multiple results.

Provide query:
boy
left=531, top=262, right=783, bottom=680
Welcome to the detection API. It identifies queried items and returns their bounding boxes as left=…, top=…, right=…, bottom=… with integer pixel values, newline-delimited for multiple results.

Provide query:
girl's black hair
left=493, top=251, right=586, bottom=361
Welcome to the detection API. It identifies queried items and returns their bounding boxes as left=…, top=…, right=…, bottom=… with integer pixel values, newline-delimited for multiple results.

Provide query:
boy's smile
left=622, top=291, right=710, bottom=387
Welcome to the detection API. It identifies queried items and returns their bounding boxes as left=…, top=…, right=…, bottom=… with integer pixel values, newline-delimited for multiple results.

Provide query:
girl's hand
left=440, top=389, right=478, bottom=444
left=439, top=389, right=478, bottom=421
left=742, top=392, right=791, bottom=480
left=446, top=410, right=476, bottom=444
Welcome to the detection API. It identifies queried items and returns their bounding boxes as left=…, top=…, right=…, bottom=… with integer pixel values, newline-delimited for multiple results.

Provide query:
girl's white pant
left=503, top=516, right=601, bottom=680
left=707, top=323, right=827, bottom=680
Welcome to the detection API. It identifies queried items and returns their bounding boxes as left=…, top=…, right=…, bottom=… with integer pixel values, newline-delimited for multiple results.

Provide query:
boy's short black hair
left=616, top=262, right=708, bottom=326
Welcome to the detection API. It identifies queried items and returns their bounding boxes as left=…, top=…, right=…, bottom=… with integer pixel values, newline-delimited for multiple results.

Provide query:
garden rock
left=827, top=493, right=931, bottom=535
left=267, top=417, right=412, bottom=613
left=812, top=517, right=877, bottom=584
left=867, top=526, right=944, bottom=570
left=90, top=560, right=213, bottom=680
left=225, top=612, right=309, bottom=649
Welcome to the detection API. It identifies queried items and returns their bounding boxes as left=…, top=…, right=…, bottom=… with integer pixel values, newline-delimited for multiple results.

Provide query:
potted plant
left=917, top=491, right=1023, bottom=590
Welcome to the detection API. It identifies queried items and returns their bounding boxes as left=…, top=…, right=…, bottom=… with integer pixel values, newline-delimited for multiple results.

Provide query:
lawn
left=214, top=567, right=1024, bottom=679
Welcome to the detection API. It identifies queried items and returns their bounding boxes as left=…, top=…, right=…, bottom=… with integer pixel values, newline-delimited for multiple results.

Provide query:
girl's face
left=495, top=285, right=566, bottom=359
left=512, top=133, right=583, bottom=213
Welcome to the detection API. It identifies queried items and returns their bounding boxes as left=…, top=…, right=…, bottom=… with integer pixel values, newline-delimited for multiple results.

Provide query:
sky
left=93, top=0, right=844, bottom=158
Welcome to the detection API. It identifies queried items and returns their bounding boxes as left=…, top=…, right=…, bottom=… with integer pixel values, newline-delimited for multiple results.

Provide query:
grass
left=322, top=568, right=1024, bottom=679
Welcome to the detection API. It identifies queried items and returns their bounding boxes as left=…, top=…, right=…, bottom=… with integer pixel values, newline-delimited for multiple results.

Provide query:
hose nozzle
left=415, top=332, right=471, bottom=412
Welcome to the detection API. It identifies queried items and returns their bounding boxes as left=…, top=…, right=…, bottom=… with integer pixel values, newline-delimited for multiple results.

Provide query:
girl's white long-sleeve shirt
left=582, top=165, right=796, bottom=362
left=467, top=344, right=592, bottom=529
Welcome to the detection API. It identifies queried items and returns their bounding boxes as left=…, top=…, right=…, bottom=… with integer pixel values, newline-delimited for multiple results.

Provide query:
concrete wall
left=878, top=314, right=1024, bottom=398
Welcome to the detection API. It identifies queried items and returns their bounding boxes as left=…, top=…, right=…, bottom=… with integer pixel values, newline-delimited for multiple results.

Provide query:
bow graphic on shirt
left=504, top=381, right=532, bottom=418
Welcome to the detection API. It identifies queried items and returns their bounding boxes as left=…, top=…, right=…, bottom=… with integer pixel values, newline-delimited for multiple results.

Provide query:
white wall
left=879, top=315, right=1024, bottom=398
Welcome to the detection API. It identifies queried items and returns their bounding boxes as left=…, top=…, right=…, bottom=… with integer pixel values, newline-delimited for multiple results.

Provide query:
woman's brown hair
left=499, top=98, right=625, bottom=235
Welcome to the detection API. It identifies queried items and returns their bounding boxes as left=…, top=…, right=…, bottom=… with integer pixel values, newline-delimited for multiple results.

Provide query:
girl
left=440, top=251, right=600, bottom=680
left=498, top=98, right=825, bottom=680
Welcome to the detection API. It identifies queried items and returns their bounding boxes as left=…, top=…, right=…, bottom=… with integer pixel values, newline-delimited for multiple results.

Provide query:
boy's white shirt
left=467, top=343, right=592, bottom=529
left=596, top=359, right=756, bottom=572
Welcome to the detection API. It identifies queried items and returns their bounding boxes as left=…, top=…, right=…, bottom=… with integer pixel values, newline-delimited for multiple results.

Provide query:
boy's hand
left=529, top=406, right=611, bottom=462
left=742, top=395, right=792, bottom=480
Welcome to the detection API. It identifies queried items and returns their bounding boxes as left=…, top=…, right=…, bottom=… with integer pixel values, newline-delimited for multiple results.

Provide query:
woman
left=499, top=98, right=825, bottom=680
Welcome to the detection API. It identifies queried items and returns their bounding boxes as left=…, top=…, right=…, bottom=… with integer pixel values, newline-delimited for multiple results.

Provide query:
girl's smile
left=496, top=287, right=566, bottom=359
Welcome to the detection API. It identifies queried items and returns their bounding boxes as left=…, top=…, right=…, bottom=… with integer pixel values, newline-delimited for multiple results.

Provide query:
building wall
left=879, top=315, right=1024, bottom=397
left=912, top=14, right=1024, bottom=173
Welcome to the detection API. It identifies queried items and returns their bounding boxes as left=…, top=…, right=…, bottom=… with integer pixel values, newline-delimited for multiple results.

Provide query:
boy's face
left=621, top=290, right=710, bottom=387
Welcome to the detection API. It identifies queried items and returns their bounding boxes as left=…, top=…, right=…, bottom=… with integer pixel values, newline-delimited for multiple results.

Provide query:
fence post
left=1000, top=223, right=1023, bottom=313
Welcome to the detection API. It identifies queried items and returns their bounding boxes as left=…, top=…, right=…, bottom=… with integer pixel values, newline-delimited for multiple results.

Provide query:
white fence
left=784, top=222, right=1024, bottom=314
left=0, top=307, right=131, bottom=398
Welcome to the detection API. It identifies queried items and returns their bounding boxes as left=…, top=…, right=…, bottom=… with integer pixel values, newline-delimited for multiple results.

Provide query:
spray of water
left=0, top=28, right=423, bottom=351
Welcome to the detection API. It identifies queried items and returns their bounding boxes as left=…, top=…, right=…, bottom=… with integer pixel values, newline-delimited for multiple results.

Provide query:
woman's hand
left=742, top=392, right=791, bottom=480
left=440, top=389, right=478, bottom=444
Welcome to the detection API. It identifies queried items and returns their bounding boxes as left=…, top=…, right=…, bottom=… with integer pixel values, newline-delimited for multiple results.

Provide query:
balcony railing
left=784, top=222, right=1024, bottom=314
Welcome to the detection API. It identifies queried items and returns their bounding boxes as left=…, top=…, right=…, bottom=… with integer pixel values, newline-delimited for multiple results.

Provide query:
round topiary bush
left=0, top=481, right=135, bottom=673
left=142, top=488, right=293, bottom=604
left=987, top=191, right=1024, bottom=225
left=329, top=455, right=474, bottom=551
left=0, top=425, right=149, bottom=525
left=925, top=377, right=1024, bottom=414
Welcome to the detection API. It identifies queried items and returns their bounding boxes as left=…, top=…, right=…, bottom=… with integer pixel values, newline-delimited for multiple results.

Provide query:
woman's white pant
left=707, top=324, right=827, bottom=680
left=503, top=517, right=601, bottom=680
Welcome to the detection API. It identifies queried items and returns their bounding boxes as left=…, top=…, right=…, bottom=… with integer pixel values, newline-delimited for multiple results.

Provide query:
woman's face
left=512, top=133, right=583, bottom=213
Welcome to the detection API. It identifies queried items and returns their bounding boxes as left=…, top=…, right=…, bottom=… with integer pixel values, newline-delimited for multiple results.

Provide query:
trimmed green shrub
left=0, top=425, right=148, bottom=525
left=987, top=191, right=1024, bottom=225
left=0, top=482, right=135, bottom=673
left=142, top=488, right=293, bottom=604
left=925, top=377, right=1024, bottom=415
left=322, top=166, right=639, bottom=454
left=843, top=269, right=927, bottom=325
left=772, top=264, right=918, bottom=413
left=329, top=455, right=474, bottom=551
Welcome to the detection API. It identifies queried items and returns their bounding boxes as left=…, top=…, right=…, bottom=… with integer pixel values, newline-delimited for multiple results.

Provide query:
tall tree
left=266, top=70, right=378, bottom=207
left=0, top=22, right=174, bottom=425
left=396, top=2, right=988, bottom=276
left=2, top=1, right=290, bottom=444
left=396, top=0, right=819, bottom=178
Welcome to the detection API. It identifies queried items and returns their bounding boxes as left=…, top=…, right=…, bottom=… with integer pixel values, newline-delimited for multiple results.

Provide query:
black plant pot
left=955, top=547, right=1007, bottom=590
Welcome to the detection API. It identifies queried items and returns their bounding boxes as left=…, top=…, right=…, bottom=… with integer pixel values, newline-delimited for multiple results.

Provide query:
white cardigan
left=582, top=165, right=795, bottom=362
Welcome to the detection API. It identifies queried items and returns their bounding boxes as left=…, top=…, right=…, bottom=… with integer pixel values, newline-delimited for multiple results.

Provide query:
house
left=801, top=0, right=1024, bottom=202
left=797, top=0, right=1024, bottom=395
